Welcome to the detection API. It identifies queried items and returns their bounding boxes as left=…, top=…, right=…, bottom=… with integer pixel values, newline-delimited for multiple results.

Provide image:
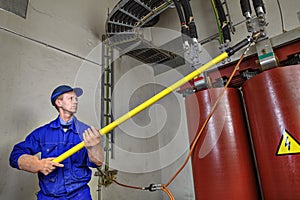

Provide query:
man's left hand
left=83, top=126, right=102, bottom=148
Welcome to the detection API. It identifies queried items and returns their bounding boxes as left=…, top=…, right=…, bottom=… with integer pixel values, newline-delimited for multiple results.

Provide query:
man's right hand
left=18, top=154, right=64, bottom=175
left=38, top=157, right=64, bottom=175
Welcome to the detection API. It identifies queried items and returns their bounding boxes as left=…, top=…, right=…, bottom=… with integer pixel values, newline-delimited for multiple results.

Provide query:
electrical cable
left=181, top=0, right=193, bottom=22
left=181, top=0, right=198, bottom=39
left=211, top=0, right=224, bottom=44
left=180, top=0, right=191, bottom=24
left=113, top=180, right=175, bottom=200
left=173, top=0, right=189, bottom=42
left=161, top=185, right=175, bottom=200
left=214, top=0, right=231, bottom=42
left=240, top=0, right=252, bottom=17
left=173, top=0, right=186, bottom=25
left=252, top=0, right=265, bottom=13
left=113, top=179, right=144, bottom=190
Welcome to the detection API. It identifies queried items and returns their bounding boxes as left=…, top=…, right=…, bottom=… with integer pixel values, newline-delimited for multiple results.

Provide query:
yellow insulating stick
left=52, top=51, right=229, bottom=163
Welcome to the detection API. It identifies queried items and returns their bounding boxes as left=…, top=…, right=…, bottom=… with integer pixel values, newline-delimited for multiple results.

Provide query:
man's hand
left=83, top=126, right=104, bottom=166
left=83, top=126, right=102, bottom=148
left=38, top=158, right=64, bottom=175
left=18, top=155, right=64, bottom=175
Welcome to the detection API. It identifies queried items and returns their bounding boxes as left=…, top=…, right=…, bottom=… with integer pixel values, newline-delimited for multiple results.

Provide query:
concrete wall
left=0, top=0, right=299, bottom=200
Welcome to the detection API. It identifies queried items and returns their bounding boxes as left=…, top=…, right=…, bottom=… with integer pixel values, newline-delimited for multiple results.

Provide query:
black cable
left=222, top=25, right=231, bottom=43
left=226, top=36, right=253, bottom=56
left=173, top=0, right=190, bottom=43
left=181, top=0, right=193, bottom=21
left=240, top=0, right=252, bottom=17
left=214, top=0, right=226, bottom=27
left=252, top=0, right=266, bottom=13
left=180, top=0, right=191, bottom=24
left=215, top=0, right=231, bottom=42
left=173, top=0, right=185, bottom=25
left=181, top=0, right=198, bottom=39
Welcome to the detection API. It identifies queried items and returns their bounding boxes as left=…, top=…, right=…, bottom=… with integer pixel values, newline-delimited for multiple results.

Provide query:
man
left=9, top=85, right=104, bottom=200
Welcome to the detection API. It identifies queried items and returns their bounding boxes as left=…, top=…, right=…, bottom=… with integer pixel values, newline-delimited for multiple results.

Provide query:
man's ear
left=55, top=99, right=62, bottom=107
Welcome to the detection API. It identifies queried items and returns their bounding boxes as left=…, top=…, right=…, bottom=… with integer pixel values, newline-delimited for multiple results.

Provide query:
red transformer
left=185, top=88, right=260, bottom=199
left=242, top=65, right=300, bottom=199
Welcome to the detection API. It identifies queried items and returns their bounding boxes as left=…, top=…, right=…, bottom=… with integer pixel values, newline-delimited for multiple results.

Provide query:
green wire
left=211, top=0, right=223, bottom=44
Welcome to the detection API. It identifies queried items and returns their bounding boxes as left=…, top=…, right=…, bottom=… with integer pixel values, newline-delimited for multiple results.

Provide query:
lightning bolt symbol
left=285, top=136, right=291, bottom=151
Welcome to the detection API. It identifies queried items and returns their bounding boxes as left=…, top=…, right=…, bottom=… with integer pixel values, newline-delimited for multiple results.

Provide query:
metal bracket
left=255, top=38, right=278, bottom=70
left=95, top=169, right=118, bottom=187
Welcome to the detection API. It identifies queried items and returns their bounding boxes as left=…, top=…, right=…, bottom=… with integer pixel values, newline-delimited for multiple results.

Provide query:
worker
left=9, top=85, right=104, bottom=200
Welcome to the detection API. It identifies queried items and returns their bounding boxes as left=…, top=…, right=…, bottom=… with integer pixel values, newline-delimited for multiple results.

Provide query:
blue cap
left=51, top=85, right=83, bottom=106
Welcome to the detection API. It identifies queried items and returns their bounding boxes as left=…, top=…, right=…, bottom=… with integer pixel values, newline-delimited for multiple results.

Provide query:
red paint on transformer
left=185, top=88, right=260, bottom=199
left=242, top=64, right=300, bottom=199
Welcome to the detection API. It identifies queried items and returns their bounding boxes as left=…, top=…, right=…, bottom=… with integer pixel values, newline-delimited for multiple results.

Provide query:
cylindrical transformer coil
left=185, top=88, right=260, bottom=199
left=242, top=65, right=300, bottom=199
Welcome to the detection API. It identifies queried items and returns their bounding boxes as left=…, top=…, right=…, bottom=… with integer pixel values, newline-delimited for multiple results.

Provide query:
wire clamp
left=144, top=183, right=162, bottom=192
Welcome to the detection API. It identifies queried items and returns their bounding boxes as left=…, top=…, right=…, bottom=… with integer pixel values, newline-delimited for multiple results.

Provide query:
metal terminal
left=244, top=11, right=252, bottom=19
left=251, top=17, right=266, bottom=37
left=183, top=41, right=190, bottom=52
left=252, top=32, right=262, bottom=42
left=243, top=1, right=267, bottom=38
left=184, top=39, right=212, bottom=68
left=244, top=12, right=253, bottom=32
left=256, top=7, right=265, bottom=19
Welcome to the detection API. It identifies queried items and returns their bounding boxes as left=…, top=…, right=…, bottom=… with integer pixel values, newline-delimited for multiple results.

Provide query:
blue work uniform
left=9, top=116, right=98, bottom=200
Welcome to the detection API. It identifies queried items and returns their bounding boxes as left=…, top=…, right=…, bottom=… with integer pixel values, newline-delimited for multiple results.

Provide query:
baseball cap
left=51, top=85, right=83, bottom=106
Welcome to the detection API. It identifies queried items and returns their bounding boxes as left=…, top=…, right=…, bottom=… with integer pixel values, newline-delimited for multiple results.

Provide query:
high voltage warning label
left=276, top=129, right=300, bottom=156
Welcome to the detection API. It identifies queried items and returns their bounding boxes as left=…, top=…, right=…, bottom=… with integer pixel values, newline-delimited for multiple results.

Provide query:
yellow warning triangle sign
left=276, top=129, right=300, bottom=156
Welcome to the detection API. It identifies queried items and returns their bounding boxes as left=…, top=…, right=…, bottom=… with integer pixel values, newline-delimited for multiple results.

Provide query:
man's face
left=57, top=91, right=78, bottom=114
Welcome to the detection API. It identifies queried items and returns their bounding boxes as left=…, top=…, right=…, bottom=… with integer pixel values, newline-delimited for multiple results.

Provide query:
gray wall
left=0, top=0, right=299, bottom=200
